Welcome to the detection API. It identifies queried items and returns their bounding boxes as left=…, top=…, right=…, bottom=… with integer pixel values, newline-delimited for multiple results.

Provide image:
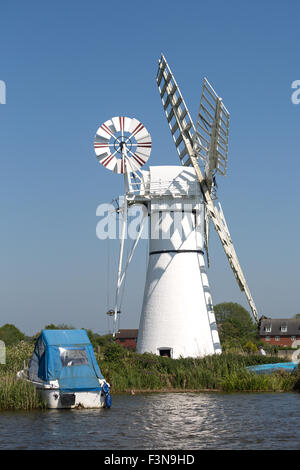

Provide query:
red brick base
left=116, top=338, right=137, bottom=349
left=261, top=336, right=300, bottom=347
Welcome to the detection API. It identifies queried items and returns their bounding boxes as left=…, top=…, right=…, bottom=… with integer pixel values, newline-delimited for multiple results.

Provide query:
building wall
left=137, top=171, right=221, bottom=359
left=261, top=336, right=300, bottom=347
left=116, top=338, right=137, bottom=349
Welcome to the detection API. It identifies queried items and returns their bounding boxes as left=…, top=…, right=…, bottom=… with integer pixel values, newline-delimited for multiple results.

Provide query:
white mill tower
left=136, top=166, right=221, bottom=358
left=93, top=54, right=259, bottom=358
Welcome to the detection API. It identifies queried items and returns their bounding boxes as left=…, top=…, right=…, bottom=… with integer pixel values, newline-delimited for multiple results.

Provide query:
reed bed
left=0, top=341, right=299, bottom=410
left=97, top=346, right=300, bottom=393
left=0, top=373, right=46, bottom=410
left=0, top=341, right=46, bottom=410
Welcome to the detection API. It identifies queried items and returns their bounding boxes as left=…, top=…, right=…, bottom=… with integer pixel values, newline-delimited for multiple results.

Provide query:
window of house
left=265, top=336, right=270, bottom=341
left=291, top=336, right=296, bottom=341
left=275, top=336, right=280, bottom=341
left=280, top=324, right=287, bottom=333
left=265, top=325, right=272, bottom=333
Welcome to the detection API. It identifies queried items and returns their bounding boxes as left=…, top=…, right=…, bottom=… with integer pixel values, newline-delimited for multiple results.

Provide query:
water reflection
left=1, top=392, right=300, bottom=449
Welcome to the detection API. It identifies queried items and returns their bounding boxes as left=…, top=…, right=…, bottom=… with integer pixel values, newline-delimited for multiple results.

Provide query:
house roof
left=259, top=319, right=300, bottom=336
left=116, top=329, right=138, bottom=339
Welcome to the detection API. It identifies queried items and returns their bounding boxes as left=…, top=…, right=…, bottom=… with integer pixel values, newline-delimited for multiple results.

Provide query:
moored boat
left=17, top=329, right=111, bottom=409
left=246, top=362, right=298, bottom=374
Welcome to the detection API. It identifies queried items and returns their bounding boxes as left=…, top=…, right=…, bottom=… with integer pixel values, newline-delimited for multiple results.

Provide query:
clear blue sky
left=0, top=0, right=299, bottom=335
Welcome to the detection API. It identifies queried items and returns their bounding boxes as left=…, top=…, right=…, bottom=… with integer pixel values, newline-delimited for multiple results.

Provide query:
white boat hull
left=37, top=387, right=106, bottom=409
left=17, top=370, right=109, bottom=409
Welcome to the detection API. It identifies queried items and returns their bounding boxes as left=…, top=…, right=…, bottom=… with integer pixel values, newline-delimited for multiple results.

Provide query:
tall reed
left=0, top=341, right=299, bottom=411
left=0, top=373, right=46, bottom=410
left=98, top=349, right=299, bottom=393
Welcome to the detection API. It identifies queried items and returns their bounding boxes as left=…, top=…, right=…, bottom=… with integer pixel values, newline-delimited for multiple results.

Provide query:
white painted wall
left=137, top=166, right=221, bottom=358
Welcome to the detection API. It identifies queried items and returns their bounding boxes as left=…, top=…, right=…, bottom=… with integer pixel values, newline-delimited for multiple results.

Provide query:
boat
left=17, top=329, right=111, bottom=409
left=246, top=362, right=299, bottom=374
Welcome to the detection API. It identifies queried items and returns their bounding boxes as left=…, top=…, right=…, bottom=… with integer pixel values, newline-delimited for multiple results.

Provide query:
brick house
left=116, top=329, right=138, bottom=350
left=259, top=318, right=300, bottom=347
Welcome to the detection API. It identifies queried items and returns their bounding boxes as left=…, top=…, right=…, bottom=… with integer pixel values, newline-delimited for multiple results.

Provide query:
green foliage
left=44, top=323, right=74, bottom=330
left=257, top=341, right=278, bottom=355
left=85, top=330, right=114, bottom=349
left=0, top=324, right=25, bottom=346
left=0, top=341, right=46, bottom=410
left=0, top=373, right=46, bottom=410
left=243, top=341, right=258, bottom=354
left=97, top=348, right=294, bottom=393
left=214, top=302, right=258, bottom=349
left=102, top=341, right=131, bottom=362
left=1, top=341, right=34, bottom=373
left=2, top=321, right=300, bottom=411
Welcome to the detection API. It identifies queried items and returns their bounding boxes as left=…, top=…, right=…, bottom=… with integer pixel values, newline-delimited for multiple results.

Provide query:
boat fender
left=102, top=382, right=112, bottom=408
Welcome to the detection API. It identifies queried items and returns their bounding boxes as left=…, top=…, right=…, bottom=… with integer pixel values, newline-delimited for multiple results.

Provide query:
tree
left=214, top=302, right=258, bottom=349
left=44, top=323, right=74, bottom=330
left=0, top=324, right=25, bottom=345
left=85, top=330, right=114, bottom=348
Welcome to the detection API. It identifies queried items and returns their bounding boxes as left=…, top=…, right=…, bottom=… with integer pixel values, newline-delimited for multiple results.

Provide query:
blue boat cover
left=28, top=329, right=104, bottom=392
left=246, top=362, right=298, bottom=374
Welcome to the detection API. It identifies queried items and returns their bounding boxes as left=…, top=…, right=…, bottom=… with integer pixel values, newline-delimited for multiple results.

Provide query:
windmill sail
left=203, top=205, right=210, bottom=267
left=156, top=54, right=198, bottom=167
left=193, top=78, right=229, bottom=189
left=156, top=53, right=259, bottom=323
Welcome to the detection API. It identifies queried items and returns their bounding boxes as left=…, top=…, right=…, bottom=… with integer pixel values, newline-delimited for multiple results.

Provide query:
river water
left=1, top=392, right=300, bottom=450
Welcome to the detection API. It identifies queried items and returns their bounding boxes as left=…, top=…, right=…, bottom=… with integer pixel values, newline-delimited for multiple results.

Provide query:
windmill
left=94, top=116, right=152, bottom=335
left=94, top=54, right=258, bottom=358
left=154, top=54, right=258, bottom=323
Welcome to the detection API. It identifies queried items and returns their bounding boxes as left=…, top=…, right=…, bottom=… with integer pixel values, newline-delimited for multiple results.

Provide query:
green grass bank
left=1, top=340, right=300, bottom=410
